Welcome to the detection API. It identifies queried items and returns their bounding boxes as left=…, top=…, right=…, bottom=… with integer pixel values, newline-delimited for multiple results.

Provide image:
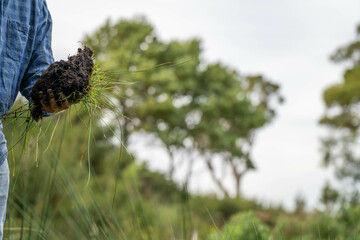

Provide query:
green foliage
left=320, top=181, right=339, bottom=211
left=294, top=193, right=307, bottom=214
left=311, top=213, right=344, bottom=239
left=337, top=205, right=360, bottom=238
left=10, top=15, right=360, bottom=240
left=207, top=211, right=270, bottom=240
left=4, top=100, right=360, bottom=239
left=273, top=215, right=312, bottom=239
left=273, top=213, right=344, bottom=240
left=0, top=16, right=284, bottom=239
left=83, top=17, right=283, bottom=198
left=320, top=24, right=360, bottom=184
left=1, top=103, right=185, bottom=239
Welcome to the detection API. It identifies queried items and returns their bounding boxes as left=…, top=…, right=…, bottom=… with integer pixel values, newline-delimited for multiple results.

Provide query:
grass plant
left=0, top=57, right=201, bottom=239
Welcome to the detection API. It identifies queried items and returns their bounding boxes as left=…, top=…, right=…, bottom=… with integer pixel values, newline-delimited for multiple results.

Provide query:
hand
left=38, top=89, right=71, bottom=114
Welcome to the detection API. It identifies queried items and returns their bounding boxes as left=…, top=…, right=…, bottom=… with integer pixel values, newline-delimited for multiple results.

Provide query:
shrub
left=207, top=211, right=270, bottom=240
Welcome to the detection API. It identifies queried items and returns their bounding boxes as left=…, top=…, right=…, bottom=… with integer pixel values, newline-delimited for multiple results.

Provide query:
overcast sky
left=47, top=0, right=360, bottom=209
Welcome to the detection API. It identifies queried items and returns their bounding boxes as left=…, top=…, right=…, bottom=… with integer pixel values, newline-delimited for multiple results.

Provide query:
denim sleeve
left=20, top=1, right=54, bottom=116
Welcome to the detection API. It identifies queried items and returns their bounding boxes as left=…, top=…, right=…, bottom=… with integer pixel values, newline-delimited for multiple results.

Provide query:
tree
left=84, top=17, right=282, bottom=198
left=294, top=193, right=306, bottom=214
left=320, top=181, right=339, bottom=212
left=191, top=72, right=282, bottom=198
left=320, top=24, right=360, bottom=184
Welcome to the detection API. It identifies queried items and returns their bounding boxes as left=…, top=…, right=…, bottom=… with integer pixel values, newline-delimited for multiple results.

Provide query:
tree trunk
left=184, top=152, right=195, bottom=188
left=167, top=147, right=175, bottom=180
left=205, top=157, right=230, bottom=198
left=227, top=156, right=248, bottom=199
left=235, top=175, right=241, bottom=199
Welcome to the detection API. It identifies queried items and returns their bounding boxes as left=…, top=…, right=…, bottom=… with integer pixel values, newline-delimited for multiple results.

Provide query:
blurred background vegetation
left=2, top=17, right=360, bottom=239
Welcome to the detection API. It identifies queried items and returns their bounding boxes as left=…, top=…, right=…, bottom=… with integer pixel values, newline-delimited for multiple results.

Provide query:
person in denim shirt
left=0, top=0, right=71, bottom=238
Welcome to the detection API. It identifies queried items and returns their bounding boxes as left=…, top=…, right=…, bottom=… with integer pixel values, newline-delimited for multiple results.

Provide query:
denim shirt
left=0, top=0, right=54, bottom=165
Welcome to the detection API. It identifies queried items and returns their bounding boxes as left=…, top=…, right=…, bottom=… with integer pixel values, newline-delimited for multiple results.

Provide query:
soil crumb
left=30, top=46, right=94, bottom=121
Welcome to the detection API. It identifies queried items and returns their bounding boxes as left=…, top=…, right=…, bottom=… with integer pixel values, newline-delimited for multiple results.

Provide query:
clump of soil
left=30, top=46, right=94, bottom=121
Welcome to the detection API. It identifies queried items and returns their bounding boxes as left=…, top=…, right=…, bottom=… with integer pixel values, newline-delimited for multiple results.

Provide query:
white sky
left=47, top=0, right=360, bottom=210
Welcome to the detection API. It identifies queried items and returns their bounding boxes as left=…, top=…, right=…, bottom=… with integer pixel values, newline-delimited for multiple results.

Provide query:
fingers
left=39, top=90, right=55, bottom=113
left=39, top=89, right=69, bottom=113
left=39, top=91, right=44, bottom=102
left=47, top=89, right=57, bottom=111
left=39, top=89, right=80, bottom=114
left=59, top=92, right=71, bottom=109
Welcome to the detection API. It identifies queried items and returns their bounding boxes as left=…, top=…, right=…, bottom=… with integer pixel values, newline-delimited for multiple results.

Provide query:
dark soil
left=30, top=46, right=94, bottom=121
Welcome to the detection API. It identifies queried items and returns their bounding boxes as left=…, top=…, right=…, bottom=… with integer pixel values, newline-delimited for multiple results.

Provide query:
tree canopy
left=320, top=24, right=360, bottom=184
left=84, top=17, right=283, bottom=198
